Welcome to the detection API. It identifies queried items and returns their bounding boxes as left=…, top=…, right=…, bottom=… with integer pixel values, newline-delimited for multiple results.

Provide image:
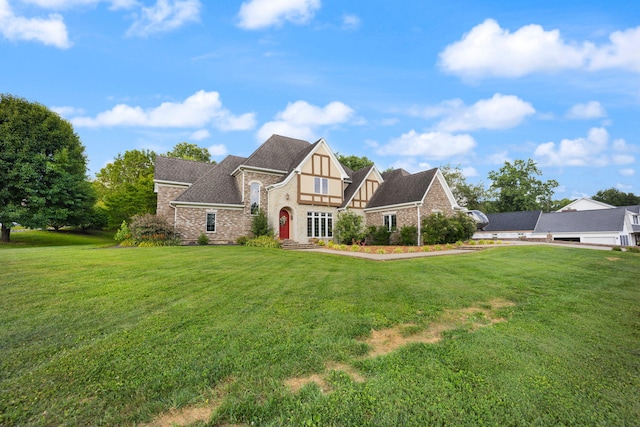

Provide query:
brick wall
left=156, top=184, right=188, bottom=221
left=175, top=207, right=248, bottom=244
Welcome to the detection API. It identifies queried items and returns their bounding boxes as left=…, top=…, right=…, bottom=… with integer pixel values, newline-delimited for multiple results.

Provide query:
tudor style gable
left=295, top=139, right=350, bottom=207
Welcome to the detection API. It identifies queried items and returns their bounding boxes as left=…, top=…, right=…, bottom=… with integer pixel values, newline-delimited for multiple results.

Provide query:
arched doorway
left=279, top=209, right=290, bottom=239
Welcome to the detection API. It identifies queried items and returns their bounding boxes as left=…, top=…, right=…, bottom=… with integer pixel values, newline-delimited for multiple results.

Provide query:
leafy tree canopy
left=592, top=187, right=640, bottom=206
left=94, top=149, right=156, bottom=228
left=439, top=164, right=488, bottom=211
left=487, top=159, right=558, bottom=213
left=0, top=94, right=94, bottom=242
left=337, top=153, right=374, bottom=171
left=166, top=142, right=214, bottom=163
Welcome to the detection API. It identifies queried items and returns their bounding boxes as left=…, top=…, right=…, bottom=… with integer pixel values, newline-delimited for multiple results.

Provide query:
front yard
left=1, top=242, right=638, bottom=426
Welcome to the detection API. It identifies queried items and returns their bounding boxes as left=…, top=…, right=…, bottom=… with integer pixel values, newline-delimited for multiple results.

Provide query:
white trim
left=365, top=201, right=422, bottom=213
left=231, top=165, right=287, bottom=177
left=154, top=179, right=191, bottom=187
left=170, top=201, right=244, bottom=210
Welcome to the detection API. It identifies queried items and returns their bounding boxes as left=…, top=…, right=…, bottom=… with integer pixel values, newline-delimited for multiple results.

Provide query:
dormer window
left=314, top=177, right=328, bottom=194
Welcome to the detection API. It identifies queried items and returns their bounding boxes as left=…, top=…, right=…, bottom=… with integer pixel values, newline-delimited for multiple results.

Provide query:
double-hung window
left=384, top=214, right=397, bottom=232
left=206, top=212, right=216, bottom=232
left=314, top=177, right=328, bottom=194
left=307, top=212, right=333, bottom=238
left=250, top=182, right=260, bottom=215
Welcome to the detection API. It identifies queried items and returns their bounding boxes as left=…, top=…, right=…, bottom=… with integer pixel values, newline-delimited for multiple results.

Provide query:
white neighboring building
left=557, top=198, right=615, bottom=212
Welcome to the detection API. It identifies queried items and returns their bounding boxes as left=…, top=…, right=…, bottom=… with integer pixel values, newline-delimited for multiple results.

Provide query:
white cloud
left=127, top=0, right=201, bottom=37
left=461, top=166, right=478, bottom=177
left=416, top=93, right=535, bottom=133
left=20, top=0, right=136, bottom=9
left=189, top=129, right=210, bottom=141
left=51, top=105, right=85, bottom=116
left=237, top=0, right=320, bottom=30
left=71, top=90, right=257, bottom=131
left=619, top=168, right=635, bottom=177
left=534, top=127, right=636, bottom=167
left=257, top=100, right=354, bottom=142
left=439, top=19, right=640, bottom=78
left=616, top=183, right=633, bottom=190
left=341, top=13, right=360, bottom=30
left=208, top=144, right=228, bottom=157
left=0, top=0, right=70, bottom=48
left=376, top=130, right=476, bottom=159
left=566, top=101, right=606, bottom=119
left=589, top=26, right=640, bottom=72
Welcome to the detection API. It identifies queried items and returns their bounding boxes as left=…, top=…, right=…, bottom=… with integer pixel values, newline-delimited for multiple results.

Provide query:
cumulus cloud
left=0, top=0, right=71, bottom=48
left=189, top=129, right=210, bottom=141
left=376, top=130, right=476, bottom=159
left=566, top=101, right=606, bottom=119
left=439, top=19, right=640, bottom=78
left=208, top=144, right=228, bottom=157
left=20, top=0, right=136, bottom=9
left=127, top=0, right=201, bottom=37
left=619, top=168, right=635, bottom=177
left=534, top=127, right=636, bottom=167
left=412, top=93, right=535, bottom=133
left=71, top=90, right=257, bottom=131
left=257, top=100, right=354, bottom=142
left=237, top=0, right=320, bottom=30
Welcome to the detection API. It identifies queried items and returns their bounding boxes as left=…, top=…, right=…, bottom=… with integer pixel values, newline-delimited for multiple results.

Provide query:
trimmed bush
left=236, top=235, right=249, bottom=246
left=197, top=233, right=209, bottom=245
left=246, top=236, right=281, bottom=248
left=334, top=210, right=366, bottom=245
left=421, top=212, right=476, bottom=245
left=367, top=225, right=391, bottom=246
left=399, top=225, right=418, bottom=246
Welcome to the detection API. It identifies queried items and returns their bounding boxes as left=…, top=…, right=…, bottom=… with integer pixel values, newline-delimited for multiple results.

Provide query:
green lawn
left=1, top=240, right=638, bottom=426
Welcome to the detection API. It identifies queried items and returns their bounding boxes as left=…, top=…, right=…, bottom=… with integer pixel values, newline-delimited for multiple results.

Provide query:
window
left=250, top=182, right=260, bottom=215
left=314, top=177, right=328, bottom=194
left=307, top=212, right=333, bottom=238
left=384, top=214, right=397, bottom=231
left=206, top=212, right=216, bottom=232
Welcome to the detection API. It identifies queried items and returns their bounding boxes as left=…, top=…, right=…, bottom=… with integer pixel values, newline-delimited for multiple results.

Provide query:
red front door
left=279, top=209, right=290, bottom=239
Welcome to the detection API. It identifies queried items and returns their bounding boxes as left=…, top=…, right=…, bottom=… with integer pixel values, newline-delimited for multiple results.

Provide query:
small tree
left=251, top=209, right=273, bottom=237
left=334, top=210, right=366, bottom=244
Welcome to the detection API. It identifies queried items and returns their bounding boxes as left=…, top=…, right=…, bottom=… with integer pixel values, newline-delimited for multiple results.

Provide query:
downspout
left=169, top=202, right=177, bottom=234
left=417, top=203, right=421, bottom=246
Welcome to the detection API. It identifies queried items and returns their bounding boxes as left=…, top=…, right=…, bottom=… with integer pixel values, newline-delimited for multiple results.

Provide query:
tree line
left=1, top=94, right=638, bottom=242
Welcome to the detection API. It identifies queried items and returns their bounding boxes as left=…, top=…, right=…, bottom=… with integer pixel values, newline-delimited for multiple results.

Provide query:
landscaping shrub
left=627, top=246, right=640, bottom=253
left=334, top=210, right=366, bottom=244
left=236, top=235, right=249, bottom=246
left=421, top=212, right=476, bottom=245
left=251, top=209, right=273, bottom=237
left=367, top=225, right=391, bottom=245
left=114, top=214, right=180, bottom=247
left=399, top=225, right=418, bottom=246
left=245, top=236, right=281, bottom=248
left=197, top=233, right=209, bottom=245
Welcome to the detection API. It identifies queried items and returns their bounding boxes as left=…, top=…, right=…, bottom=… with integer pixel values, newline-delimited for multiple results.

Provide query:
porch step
left=280, top=239, right=319, bottom=250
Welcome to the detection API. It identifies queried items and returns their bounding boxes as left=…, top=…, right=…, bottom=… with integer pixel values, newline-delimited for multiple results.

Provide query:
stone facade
left=175, top=207, right=247, bottom=244
left=155, top=184, right=187, bottom=221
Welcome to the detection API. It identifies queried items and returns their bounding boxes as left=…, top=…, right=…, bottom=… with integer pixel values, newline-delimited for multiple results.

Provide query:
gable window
left=206, top=212, right=216, bottom=232
left=314, top=177, right=328, bottom=194
left=384, top=214, right=397, bottom=231
left=307, top=212, right=333, bottom=238
left=250, top=182, right=260, bottom=215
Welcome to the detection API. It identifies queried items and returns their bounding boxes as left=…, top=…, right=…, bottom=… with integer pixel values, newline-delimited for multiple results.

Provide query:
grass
left=0, top=229, right=114, bottom=248
left=0, top=235, right=639, bottom=426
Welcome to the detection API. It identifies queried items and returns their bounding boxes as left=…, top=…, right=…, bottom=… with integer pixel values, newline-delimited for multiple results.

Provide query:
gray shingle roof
left=534, top=207, right=628, bottom=233
left=154, top=156, right=216, bottom=184
left=341, top=165, right=375, bottom=208
left=483, top=210, right=542, bottom=231
left=173, top=155, right=246, bottom=205
left=242, top=134, right=312, bottom=173
left=367, top=168, right=437, bottom=208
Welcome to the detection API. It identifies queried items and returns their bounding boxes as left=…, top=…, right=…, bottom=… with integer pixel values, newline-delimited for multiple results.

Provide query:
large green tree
left=166, top=142, right=214, bottom=163
left=0, top=94, right=94, bottom=242
left=94, top=149, right=156, bottom=228
left=337, top=153, right=374, bottom=171
left=487, top=159, right=559, bottom=212
left=592, top=187, right=640, bottom=206
left=440, top=164, right=488, bottom=211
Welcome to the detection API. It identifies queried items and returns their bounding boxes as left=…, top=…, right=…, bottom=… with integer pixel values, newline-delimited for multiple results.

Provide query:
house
left=154, top=134, right=461, bottom=244
left=472, top=198, right=640, bottom=246
left=474, top=210, right=543, bottom=240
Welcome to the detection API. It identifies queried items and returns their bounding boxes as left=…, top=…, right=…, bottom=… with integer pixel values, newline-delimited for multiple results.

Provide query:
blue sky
left=2, top=0, right=639, bottom=199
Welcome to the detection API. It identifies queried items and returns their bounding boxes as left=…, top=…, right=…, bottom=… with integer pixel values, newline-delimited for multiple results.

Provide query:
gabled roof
left=367, top=168, right=437, bottom=209
left=173, top=155, right=246, bottom=205
left=154, top=156, right=216, bottom=184
left=534, top=207, right=628, bottom=233
left=241, top=134, right=311, bottom=173
left=483, top=210, right=542, bottom=232
left=558, top=197, right=615, bottom=212
left=341, top=165, right=377, bottom=208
